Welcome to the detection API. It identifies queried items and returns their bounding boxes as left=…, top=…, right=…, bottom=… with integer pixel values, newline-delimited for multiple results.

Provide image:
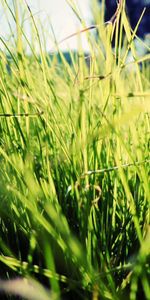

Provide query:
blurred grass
left=0, top=0, right=150, bottom=299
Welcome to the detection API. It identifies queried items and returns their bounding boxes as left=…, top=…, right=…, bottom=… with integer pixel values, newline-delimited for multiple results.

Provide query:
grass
left=0, top=0, right=150, bottom=299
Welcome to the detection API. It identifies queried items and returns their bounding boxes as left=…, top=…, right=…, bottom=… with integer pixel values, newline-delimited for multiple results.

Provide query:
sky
left=0, top=0, right=92, bottom=52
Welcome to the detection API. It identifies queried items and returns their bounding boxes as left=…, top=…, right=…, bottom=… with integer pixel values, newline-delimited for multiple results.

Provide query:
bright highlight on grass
left=0, top=0, right=150, bottom=300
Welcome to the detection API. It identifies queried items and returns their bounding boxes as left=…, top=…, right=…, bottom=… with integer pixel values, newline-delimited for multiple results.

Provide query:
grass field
left=0, top=0, right=150, bottom=299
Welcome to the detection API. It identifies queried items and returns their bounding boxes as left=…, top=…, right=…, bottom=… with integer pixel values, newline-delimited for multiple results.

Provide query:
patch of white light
left=0, top=0, right=92, bottom=53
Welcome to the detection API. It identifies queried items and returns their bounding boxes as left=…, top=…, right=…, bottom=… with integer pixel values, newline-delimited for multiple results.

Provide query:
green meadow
left=0, top=0, right=150, bottom=299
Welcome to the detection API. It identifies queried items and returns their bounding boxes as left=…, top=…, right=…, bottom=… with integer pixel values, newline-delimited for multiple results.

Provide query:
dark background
left=100, top=0, right=150, bottom=38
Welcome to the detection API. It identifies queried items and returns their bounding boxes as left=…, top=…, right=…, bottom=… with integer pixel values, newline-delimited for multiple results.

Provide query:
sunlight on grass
left=0, top=0, right=149, bottom=299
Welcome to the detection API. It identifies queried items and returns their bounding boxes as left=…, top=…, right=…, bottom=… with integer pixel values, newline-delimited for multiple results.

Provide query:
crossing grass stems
left=0, top=0, right=150, bottom=299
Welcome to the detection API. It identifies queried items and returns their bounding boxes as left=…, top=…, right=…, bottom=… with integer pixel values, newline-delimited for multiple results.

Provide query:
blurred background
left=0, top=0, right=149, bottom=52
left=104, top=0, right=150, bottom=38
